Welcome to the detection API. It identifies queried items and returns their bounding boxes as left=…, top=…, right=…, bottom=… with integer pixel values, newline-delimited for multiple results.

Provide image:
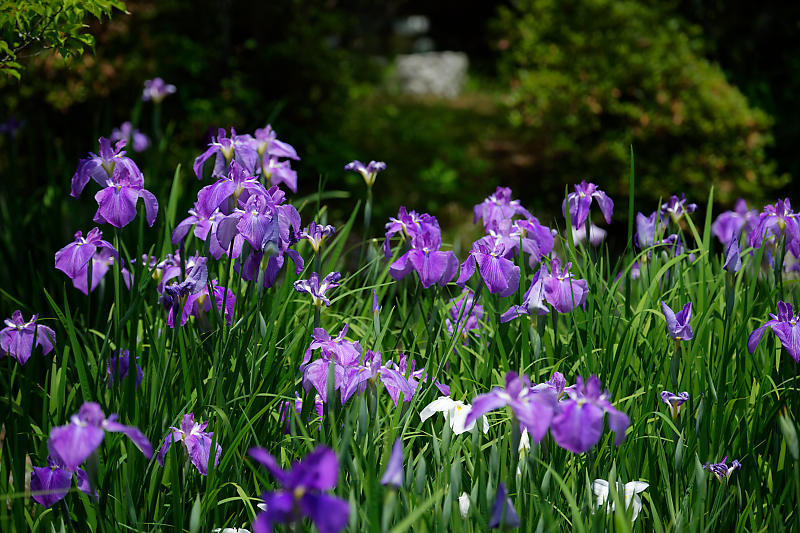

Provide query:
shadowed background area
left=1, top=0, right=798, bottom=304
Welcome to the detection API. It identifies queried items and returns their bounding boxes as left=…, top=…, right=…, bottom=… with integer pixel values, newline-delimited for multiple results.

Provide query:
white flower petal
left=420, top=396, right=456, bottom=422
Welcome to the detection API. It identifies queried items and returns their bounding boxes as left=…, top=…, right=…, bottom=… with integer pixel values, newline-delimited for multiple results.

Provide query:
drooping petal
left=464, top=390, right=508, bottom=428
left=48, top=423, right=106, bottom=471
left=489, top=483, right=520, bottom=529
left=30, top=465, right=72, bottom=508
left=550, top=400, right=605, bottom=453
left=380, top=438, right=404, bottom=487
left=102, top=420, right=154, bottom=459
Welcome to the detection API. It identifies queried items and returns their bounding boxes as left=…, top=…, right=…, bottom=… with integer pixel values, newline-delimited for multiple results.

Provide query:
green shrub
left=495, top=0, right=789, bottom=208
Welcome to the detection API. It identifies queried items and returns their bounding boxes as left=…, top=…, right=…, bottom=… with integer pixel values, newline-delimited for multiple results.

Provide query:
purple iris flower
left=549, top=376, right=629, bottom=453
left=106, top=349, right=144, bottom=389
left=509, top=218, right=555, bottom=267
left=55, top=227, right=116, bottom=280
left=194, top=128, right=259, bottom=180
left=249, top=125, right=300, bottom=163
left=300, top=222, right=336, bottom=253
left=711, top=199, right=759, bottom=245
left=1, top=310, right=55, bottom=365
left=380, top=438, right=404, bottom=488
left=749, top=199, right=800, bottom=254
left=661, top=193, right=697, bottom=222
left=747, top=301, right=800, bottom=363
left=198, top=161, right=266, bottom=215
left=345, top=160, right=386, bottom=187
left=300, top=325, right=363, bottom=403
left=489, top=483, right=520, bottom=529
left=279, top=392, right=325, bottom=432
left=157, top=413, right=222, bottom=476
left=142, top=77, right=176, bottom=103
left=457, top=235, right=520, bottom=297
left=160, top=256, right=208, bottom=319
left=501, top=265, right=550, bottom=323
left=171, top=201, right=228, bottom=258
left=48, top=402, right=153, bottom=472
left=169, top=280, right=236, bottom=329
left=723, top=236, right=741, bottom=273
left=445, top=289, right=483, bottom=346
left=248, top=446, right=349, bottom=533
left=389, top=229, right=459, bottom=289
left=339, top=350, right=418, bottom=406
left=660, top=391, right=689, bottom=418
left=703, top=456, right=742, bottom=482
left=294, top=272, right=342, bottom=307
left=261, top=156, right=298, bottom=192
left=543, top=258, right=588, bottom=313
left=71, top=137, right=142, bottom=198
left=30, top=456, right=95, bottom=508
left=635, top=211, right=660, bottom=249
left=465, top=372, right=557, bottom=442
left=383, top=207, right=441, bottom=257
left=531, top=371, right=573, bottom=400
left=473, top=187, right=533, bottom=232
left=562, top=181, right=614, bottom=229
left=111, top=121, right=150, bottom=152
left=661, top=301, right=693, bottom=341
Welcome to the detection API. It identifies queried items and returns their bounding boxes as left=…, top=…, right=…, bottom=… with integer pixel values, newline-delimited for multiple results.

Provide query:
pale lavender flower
left=660, top=390, right=689, bottom=418
left=571, top=221, right=607, bottom=247
left=1, top=311, right=55, bottom=365
left=294, top=272, right=342, bottom=307
left=749, top=199, right=800, bottom=256
left=661, top=301, right=693, bottom=341
left=661, top=193, right=697, bottom=222
left=111, top=122, right=150, bottom=152
left=712, top=199, right=759, bottom=245
left=383, top=207, right=441, bottom=257
left=300, top=222, right=336, bottom=253
left=157, top=413, right=222, bottom=475
left=543, top=258, right=589, bottom=313
left=345, top=160, right=386, bottom=187
left=445, top=289, right=483, bottom=346
left=55, top=227, right=116, bottom=280
left=473, top=187, right=533, bottom=232
left=635, top=211, right=660, bottom=249
left=194, top=128, right=259, bottom=180
left=142, top=77, right=176, bottom=103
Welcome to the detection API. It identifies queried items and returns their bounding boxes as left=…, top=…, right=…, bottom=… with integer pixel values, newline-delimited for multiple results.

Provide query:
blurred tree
left=494, top=0, right=789, bottom=211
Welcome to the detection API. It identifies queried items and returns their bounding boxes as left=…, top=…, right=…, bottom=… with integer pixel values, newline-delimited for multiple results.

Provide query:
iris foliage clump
left=2, top=81, right=800, bottom=533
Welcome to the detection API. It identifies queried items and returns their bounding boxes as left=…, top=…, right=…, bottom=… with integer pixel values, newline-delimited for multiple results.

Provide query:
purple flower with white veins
left=300, top=222, right=336, bottom=254
left=464, top=371, right=557, bottom=442
left=509, top=217, right=555, bottom=267
left=543, top=258, right=589, bottom=313
left=111, top=121, right=150, bottom=152
left=1, top=311, right=55, bottom=365
left=661, top=193, right=697, bottom=223
left=92, top=165, right=159, bottom=228
left=48, top=402, right=153, bottom=472
left=294, top=272, right=342, bottom=307
left=345, top=160, right=386, bottom=187
left=157, top=413, right=222, bottom=475
left=71, top=137, right=143, bottom=198
left=383, top=207, right=441, bottom=257
left=198, top=161, right=266, bottom=215
left=248, top=446, right=349, bottom=533
left=660, top=391, right=689, bottom=418
left=171, top=201, right=228, bottom=258
left=457, top=235, right=520, bottom=297
left=661, top=301, right=693, bottom=341
left=194, top=128, right=259, bottom=180
left=389, top=229, right=459, bottom=289
left=473, top=187, right=533, bottom=232
left=748, top=301, right=800, bottom=363
left=106, top=349, right=143, bottom=389
left=261, top=156, right=298, bottom=192
left=30, top=456, right=96, bottom=508
left=562, top=180, right=614, bottom=229
left=749, top=199, right=800, bottom=253
left=249, top=125, right=299, bottom=162
left=55, top=227, right=117, bottom=281
left=169, top=280, right=236, bottom=329
left=635, top=211, right=660, bottom=249
left=160, top=256, right=208, bottom=314
left=300, top=325, right=363, bottom=402
left=703, top=456, right=742, bottom=482
left=142, top=77, right=176, bottom=103
left=712, top=199, right=759, bottom=245
left=549, top=375, right=629, bottom=453
left=279, top=392, right=324, bottom=432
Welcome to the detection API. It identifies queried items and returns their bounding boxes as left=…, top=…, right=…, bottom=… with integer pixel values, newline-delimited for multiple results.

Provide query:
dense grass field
left=2, top=113, right=800, bottom=533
